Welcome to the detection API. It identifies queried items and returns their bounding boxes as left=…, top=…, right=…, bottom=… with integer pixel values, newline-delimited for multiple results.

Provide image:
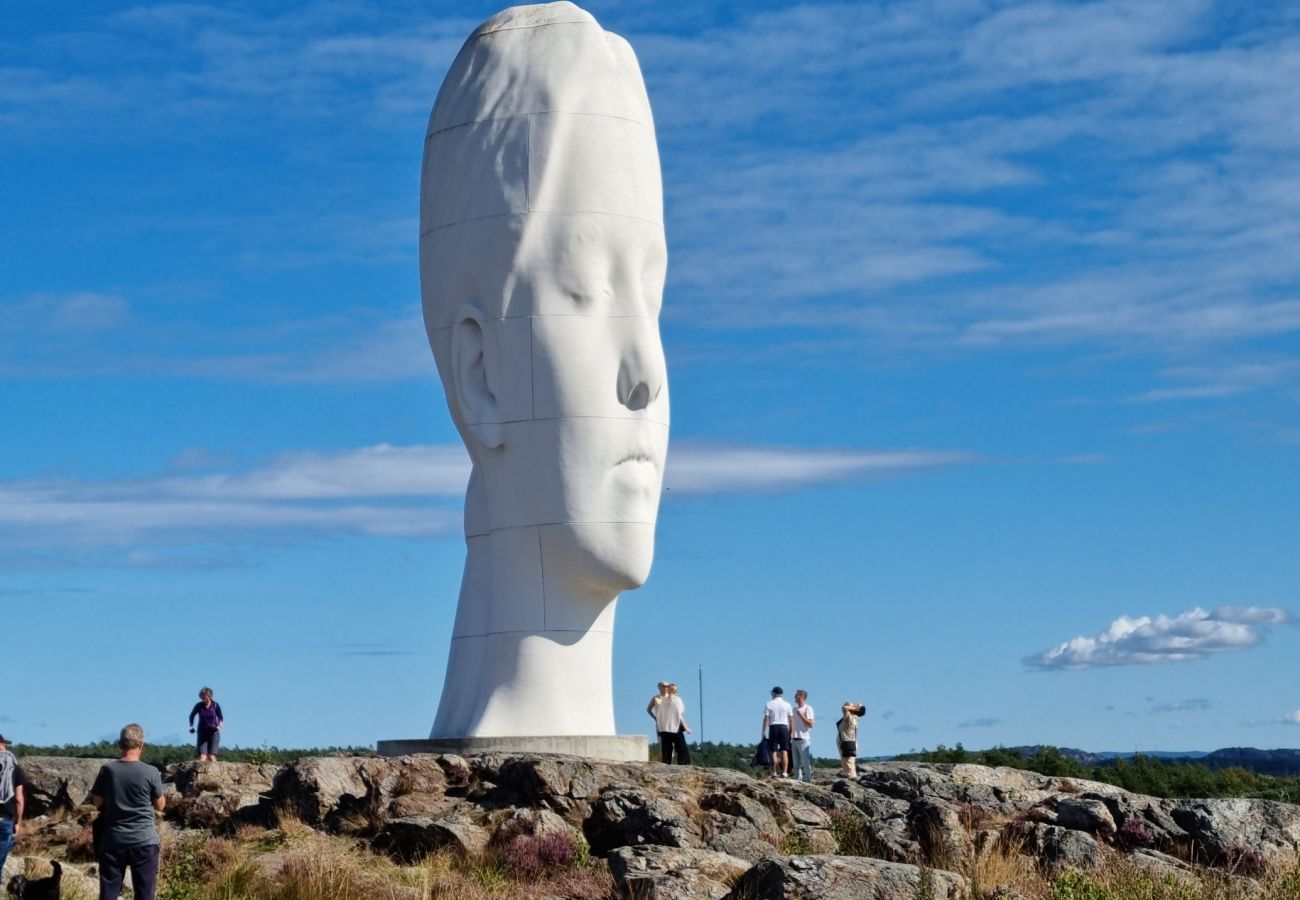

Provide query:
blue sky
left=3, top=0, right=1298, bottom=758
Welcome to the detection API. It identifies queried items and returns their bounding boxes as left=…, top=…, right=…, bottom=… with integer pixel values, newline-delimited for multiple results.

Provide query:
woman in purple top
left=187, top=687, right=224, bottom=761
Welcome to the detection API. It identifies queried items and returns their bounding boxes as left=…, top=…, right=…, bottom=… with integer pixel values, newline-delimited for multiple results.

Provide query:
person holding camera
left=837, top=701, right=867, bottom=777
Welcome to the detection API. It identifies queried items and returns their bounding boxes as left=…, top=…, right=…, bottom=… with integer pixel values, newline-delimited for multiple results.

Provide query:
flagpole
left=698, top=663, right=705, bottom=747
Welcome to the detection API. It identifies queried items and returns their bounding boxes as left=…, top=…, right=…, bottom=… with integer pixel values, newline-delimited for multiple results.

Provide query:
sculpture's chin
left=604, top=535, right=654, bottom=591
left=545, top=520, right=657, bottom=597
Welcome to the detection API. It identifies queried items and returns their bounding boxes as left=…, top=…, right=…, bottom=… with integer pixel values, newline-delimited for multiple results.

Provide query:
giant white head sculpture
left=421, top=2, right=668, bottom=737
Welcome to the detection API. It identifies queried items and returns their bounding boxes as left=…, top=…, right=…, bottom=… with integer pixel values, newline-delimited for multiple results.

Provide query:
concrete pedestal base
left=376, top=734, right=648, bottom=762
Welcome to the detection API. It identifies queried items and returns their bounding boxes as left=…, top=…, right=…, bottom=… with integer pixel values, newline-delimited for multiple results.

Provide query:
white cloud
left=0, top=444, right=469, bottom=550
left=0, top=301, right=433, bottom=384
left=148, top=445, right=471, bottom=501
left=647, top=0, right=1300, bottom=368
left=2, top=4, right=473, bottom=133
left=0, top=441, right=967, bottom=563
left=1026, top=606, right=1292, bottom=670
left=1128, top=362, right=1300, bottom=403
left=1213, top=605, right=1292, bottom=625
left=1285, top=710, right=1300, bottom=725
left=1060, top=454, right=1110, bottom=465
left=8, top=0, right=1300, bottom=397
left=664, top=445, right=971, bottom=494
left=1149, top=698, right=1212, bottom=714
left=0, top=293, right=129, bottom=333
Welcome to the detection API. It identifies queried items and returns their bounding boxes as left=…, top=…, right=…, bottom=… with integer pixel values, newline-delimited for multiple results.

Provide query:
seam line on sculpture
left=428, top=315, right=658, bottom=333
left=450, top=629, right=614, bottom=639
left=464, top=415, right=669, bottom=426
left=426, top=110, right=652, bottom=141
left=421, top=209, right=662, bottom=237
left=467, top=521, right=657, bottom=539
left=529, top=317, right=536, bottom=420
left=524, top=114, right=532, bottom=212
left=470, top=20, right=595, bottom=38
left=537, top=525, right=547, bottom=630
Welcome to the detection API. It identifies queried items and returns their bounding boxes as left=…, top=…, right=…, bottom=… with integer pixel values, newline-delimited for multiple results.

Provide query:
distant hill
left=965, top=745, right=1300, bottom=777
left=1005, top=746, right=1207, bottom=766
left=1200, top=747, right=1300, bottom=777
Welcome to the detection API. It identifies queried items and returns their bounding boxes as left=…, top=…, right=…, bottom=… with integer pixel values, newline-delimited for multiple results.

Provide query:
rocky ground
left=5, top=754, right=1300, bottom=898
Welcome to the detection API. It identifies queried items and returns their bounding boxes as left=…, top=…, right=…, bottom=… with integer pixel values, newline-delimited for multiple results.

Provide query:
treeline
left=900, top=744, right=1300, bottom=802
left=16, top=740, right=1298, bottom=802
left=684, top=741, right=844, bottom=772
left=11, top=742, right=373, bottom=767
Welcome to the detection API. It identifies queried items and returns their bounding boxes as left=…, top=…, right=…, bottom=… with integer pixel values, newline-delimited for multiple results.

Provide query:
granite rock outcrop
left=12, top=755, right=1299, bottom=898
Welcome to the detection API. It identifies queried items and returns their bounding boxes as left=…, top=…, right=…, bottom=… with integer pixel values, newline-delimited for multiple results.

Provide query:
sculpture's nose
left=617, top=325, right=666, bottom=412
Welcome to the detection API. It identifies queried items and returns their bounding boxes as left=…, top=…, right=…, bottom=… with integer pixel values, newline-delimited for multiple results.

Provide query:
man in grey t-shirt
left=90, top=724, right=165, bottom=900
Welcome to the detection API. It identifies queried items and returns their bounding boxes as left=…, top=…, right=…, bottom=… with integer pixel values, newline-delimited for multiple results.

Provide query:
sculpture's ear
left=451, top=305, right=503, bottom=449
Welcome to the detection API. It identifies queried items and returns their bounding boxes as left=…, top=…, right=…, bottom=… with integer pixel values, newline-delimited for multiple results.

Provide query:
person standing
left=790, top=689, right=815, bottom=782
left=90, top=724, right=165, bottom=900
left=0, top=733, right=27, bottom=878
left=645, top=681, right=668, bottom=725
left=667, top=683, right=693, bottom=765
left=837, top=701, right=867, bottom=777
left=188, top=687, right=224, bottom=761
left=654, top=683, right=691, bottom=763
left=762, top=686, right=793, bottom=778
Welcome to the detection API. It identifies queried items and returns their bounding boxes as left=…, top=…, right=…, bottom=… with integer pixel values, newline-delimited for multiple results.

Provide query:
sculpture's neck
left=430, top=527, right=619, bottom=738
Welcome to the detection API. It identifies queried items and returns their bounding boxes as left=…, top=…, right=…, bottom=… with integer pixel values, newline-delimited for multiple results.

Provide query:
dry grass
left=1047, top=857, right=1300, bottom=900
left=147, top=814, right=615, bottom=900
left=931, top=812, right=1300, bottom=900
left=969, top=829, right=1049, bottom=899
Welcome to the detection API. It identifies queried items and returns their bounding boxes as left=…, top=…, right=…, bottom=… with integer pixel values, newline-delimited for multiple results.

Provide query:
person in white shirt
left=646, top=682, right=669, bottom=723
left=790, top=689, right=815, bottom=782
left=762, top=686, right=794, bottom=778
left=654, top=683, right=691, bottom=764
left=667, top=683, right=692, bottom=764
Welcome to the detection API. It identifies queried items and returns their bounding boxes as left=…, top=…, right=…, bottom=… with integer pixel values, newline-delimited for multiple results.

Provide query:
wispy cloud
left=7, top=1, right=1300, bottom=399
left=958, top=717, right=1000, bottom=728
left=1060, top=454, right=1110, bottom=465
left=1128, top=362, right=1300, bottom=403
left=894, top=724, right=919, bottom=734
left=1027, top=606, right=1292, bottom=670
left=1149, top=698, right=1212, bottom=714
left=0, top=295, right=432, bottom=383
left=0, top=292, right=129, bottom=332
left=337, top=642, right=426, bottom=657
left=642, top=0, right=1300, bottom=378
left=664, top=444, right=972, bottom=494
left=1244, top=709, right=1300, bottom=728
left=2, top=4, right=472, bottom=134
left=0, top=441, right=967, bottom=565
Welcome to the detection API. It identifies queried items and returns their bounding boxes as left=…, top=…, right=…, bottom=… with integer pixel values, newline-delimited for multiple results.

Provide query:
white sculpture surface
left=421, top=2, right=668, bottom=739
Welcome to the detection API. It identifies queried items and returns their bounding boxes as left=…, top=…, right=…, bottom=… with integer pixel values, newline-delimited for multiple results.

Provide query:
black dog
left=6, top=860, right=62, bottom=899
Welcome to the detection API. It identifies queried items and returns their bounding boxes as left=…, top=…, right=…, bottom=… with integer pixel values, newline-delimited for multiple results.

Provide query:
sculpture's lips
left=614, top=451, right=659, bottom=469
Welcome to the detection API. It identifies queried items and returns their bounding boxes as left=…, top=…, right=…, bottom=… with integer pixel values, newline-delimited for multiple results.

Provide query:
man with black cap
left=0, top=733, right=27, bottom=877
left=762, top=687, right=793, bottom=778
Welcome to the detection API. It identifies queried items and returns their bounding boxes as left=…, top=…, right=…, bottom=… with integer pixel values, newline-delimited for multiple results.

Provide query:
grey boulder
left=608, top=845, right=750, bottom=900
left=724, top=855, right=968, bottom=900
